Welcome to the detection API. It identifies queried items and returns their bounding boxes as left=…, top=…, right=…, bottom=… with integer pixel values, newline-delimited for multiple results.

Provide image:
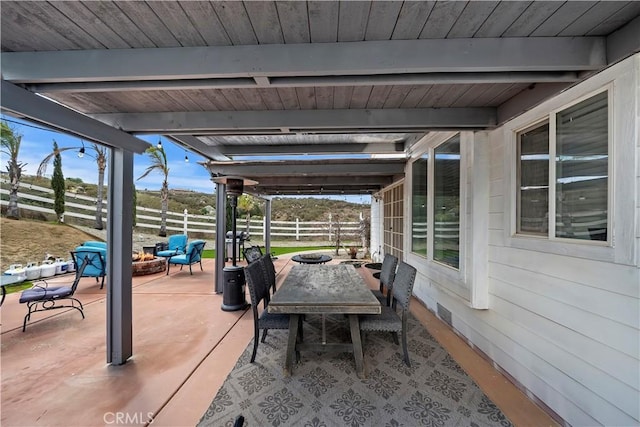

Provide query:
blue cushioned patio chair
left=166, top=240, right=206, bottom=275
left=19, top=255, right=90, bottom=332
left=82, top=240, right=107, bottom=250
left=156, top=234, right=188, bottom=258
left=360, top=261, right=417, bottom=366
left=71, top=246, right=107, bottom=289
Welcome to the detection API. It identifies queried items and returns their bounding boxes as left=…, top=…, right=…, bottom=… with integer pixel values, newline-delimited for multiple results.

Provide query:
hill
left=14, top=174, right=370, bottom=222
left=0, top=217, right=100, bottom=270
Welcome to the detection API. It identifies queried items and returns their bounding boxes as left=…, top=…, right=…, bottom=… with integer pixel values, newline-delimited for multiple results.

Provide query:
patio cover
left=1, top=0, right=639, bottom=364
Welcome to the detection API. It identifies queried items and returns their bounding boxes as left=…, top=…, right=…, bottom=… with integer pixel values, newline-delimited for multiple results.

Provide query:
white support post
left=296, top=218, right=300, bottom=241
left=262, top=216, right=266, bottom=241
left=360, top=211, right=366, bottom=251
left=183, top=208, right=188, bottom=236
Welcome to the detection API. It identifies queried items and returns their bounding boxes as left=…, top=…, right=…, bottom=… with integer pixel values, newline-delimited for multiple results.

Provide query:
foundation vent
left=437, top=303, right=452, bottom=327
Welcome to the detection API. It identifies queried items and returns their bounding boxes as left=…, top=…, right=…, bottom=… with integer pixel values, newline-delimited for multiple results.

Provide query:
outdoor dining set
left=242, top=247, right=417, bottom=379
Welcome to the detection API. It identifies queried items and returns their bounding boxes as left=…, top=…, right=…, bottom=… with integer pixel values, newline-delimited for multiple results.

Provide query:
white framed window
left=517, top=121, right=549, bottom=236
left=410, top=154, right=428, bottom=256
left=433, top=135, right=461, bottom=268
left=410, top=134, right=461, bottom=270
left=515, top=89, right=610, bottom=244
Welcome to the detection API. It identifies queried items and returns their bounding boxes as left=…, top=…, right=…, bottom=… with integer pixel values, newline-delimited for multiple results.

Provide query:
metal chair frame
left=19, top=256, right=90, bottom=332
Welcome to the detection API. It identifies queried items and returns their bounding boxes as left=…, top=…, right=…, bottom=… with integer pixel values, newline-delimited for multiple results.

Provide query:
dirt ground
left=0, top=217, right=100, bottom=271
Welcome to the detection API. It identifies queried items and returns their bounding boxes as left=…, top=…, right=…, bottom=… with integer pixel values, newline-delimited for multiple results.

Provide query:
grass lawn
left=3, top=282, right=34, bottom=295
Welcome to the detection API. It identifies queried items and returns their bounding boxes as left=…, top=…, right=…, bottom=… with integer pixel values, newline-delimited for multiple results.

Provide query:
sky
left=1, top=115, right=370, bottom=204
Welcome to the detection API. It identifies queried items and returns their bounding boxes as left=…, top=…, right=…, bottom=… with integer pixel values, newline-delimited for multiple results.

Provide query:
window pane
left=433, top=135, right=460, bottom=268
left=556, top=91, right=608, bottom=241
left=411, top=155, right=428, bottom=256
left=517, top=123, right=549, bottom=235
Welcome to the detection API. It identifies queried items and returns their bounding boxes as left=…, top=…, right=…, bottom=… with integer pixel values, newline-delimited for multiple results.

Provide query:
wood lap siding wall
left=409, top=54, right=639, bottom=426
left=486, top=57, right=639, bottom=426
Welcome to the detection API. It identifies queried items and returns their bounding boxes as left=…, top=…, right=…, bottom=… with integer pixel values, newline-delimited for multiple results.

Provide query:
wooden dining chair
left=243, top=245, right=263, bottom=264
left=259, top=253, right=278, bottom=294
left=244, top=260, right=301, bottom=363
left=371, top=254, right=398, bottom=306
left=360, top=261, right=417, bottom=366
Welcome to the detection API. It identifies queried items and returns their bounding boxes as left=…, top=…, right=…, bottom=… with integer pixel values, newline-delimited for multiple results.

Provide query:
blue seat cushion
left=168, top=254, right=188, bottom=264
left=157, top=249, right=183, bottom=257
left=20, top=286, right=73, bottom=303
left=82, top=241, right=107, bottom=249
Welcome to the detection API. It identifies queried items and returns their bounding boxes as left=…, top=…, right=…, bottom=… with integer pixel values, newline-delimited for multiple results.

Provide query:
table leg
left=348, top=314, right=366, bottom=379
left=321, top=314, right=326, bottom=345
left=284, top=314, right=300, bottom=377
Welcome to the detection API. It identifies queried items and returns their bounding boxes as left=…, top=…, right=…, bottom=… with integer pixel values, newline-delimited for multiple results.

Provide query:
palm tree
left=137, top=146, right=169, bottom=237
left=38, top=142, right=108, bottom=229
left=1, top=121, right=27, bottom=220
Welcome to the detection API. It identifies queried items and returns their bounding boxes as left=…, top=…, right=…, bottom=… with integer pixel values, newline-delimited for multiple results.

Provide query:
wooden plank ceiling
left=1, top=1, right=639, bottom=195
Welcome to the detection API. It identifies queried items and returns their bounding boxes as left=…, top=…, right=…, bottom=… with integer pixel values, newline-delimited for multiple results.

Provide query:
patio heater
left=214, top=176, right=257, bottom=311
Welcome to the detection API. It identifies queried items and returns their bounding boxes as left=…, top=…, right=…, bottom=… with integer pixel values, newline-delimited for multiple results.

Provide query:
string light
left=184, top=149, right=189, bottom=163
left=78, top=141, right=85, bottom=158
left=157, top=138, right=163, bottom=149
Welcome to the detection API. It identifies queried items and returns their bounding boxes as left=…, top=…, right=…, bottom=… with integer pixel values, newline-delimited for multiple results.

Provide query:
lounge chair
left=19, top=256, right=90, bottom=332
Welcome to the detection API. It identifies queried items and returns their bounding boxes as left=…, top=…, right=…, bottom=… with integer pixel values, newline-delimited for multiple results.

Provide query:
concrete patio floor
left=1, top=255, right=558, bottom=427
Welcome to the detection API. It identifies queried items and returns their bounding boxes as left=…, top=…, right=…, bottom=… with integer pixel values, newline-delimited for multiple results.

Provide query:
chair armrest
left=167, top=251, right=181, bottom=261
left=30, top=279, right=50, bottom=290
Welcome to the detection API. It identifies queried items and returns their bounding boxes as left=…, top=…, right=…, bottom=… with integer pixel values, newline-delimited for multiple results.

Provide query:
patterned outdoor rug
left=198, top=313, right=513, bottom=427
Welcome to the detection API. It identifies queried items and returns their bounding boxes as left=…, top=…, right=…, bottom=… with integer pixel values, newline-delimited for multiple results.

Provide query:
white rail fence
left=1, top=180, right=363, bottom=242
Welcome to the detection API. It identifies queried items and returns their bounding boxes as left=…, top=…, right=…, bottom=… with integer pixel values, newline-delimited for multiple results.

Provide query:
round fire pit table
left=291, top=254, right=332, bottom=264
left=364, top=262, right=382, bottom=270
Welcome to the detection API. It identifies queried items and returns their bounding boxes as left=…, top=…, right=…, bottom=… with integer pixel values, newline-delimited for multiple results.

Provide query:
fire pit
left=132, top=251, right=166, bottom=276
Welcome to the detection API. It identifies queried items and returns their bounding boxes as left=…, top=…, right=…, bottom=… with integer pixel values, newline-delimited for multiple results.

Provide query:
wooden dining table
left=268, top=263, right=381, bottom=378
